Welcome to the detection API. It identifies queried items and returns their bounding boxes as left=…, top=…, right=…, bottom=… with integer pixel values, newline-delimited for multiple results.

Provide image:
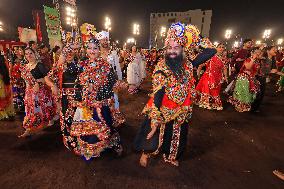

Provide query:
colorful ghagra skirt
left=228, top=73, right=259, bottom=112
left=23, top=84, right=56, bottom=131
left=0, top=79, right=15, bottom=120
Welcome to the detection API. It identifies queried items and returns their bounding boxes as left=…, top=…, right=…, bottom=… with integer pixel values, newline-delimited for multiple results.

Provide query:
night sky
left=1, top=0, right=284, bottom=47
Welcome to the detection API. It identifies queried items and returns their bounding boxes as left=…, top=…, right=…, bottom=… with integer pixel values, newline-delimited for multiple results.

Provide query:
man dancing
left=134, top=23, right=216, bottom=167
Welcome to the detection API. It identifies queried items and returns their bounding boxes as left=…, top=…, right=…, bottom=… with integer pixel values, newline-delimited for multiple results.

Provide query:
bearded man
left=134, top=23, right=216, bottom=167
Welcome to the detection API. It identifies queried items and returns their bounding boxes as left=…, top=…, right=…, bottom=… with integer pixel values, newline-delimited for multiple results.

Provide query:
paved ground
left=0, top=76, right=284, bottom=189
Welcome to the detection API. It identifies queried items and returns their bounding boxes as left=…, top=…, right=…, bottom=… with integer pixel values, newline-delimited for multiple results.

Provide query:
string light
left=160, top=26, right=167, bottom=37
left=133, top=24, right=140, bottom=35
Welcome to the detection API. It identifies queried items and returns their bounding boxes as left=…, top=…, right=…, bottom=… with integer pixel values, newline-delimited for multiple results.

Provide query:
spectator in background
left=127, top=45, right=142, bottom=94
left=28, top=41, right=40, bottom=60
left=10, top=47, right=26, bottom=112
left=231, top=39, right=253, bottom=74
left=0, top=55, right=15, bottom=120
left=276, top=48, right=284, bottom=70
left=39, top=44, right=53, bottom=71
left=225, top=39, right=253, bottom=95
left=52, top=45, right=61, bottom=63
left=251, top=46, right=284, bottom=112
left=261, top=46, right=277, bottom=83
left=147, top=48, right=158, bottom=74
left=276, top=48, right=284, bottom=92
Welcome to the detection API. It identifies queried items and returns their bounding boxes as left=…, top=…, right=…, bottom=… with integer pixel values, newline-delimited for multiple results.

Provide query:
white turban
left=96, top=31, right=109, bottom=40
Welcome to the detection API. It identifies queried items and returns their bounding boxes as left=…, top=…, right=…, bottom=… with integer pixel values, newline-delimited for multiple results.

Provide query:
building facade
left=150, top=9, right=212, bottom=48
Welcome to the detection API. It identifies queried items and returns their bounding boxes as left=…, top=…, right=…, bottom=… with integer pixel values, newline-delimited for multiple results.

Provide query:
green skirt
left=233, top=77, right=256, bottom=104
left=228, top=75, right=256, bottom=112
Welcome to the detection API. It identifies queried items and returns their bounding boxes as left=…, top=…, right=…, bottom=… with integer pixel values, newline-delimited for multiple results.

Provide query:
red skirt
left=196, top=73, right=221, bottom=97
left=23, top=84, right=56, bottom=131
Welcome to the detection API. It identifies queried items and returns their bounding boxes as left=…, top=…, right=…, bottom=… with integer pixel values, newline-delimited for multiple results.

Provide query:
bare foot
left=139, top=153, right=149, bottom=167
left=171, top=160, right=179, bottom=167
left=273, top=170, right=284, bottom=181
left=18, top=130, right=31, bottom=138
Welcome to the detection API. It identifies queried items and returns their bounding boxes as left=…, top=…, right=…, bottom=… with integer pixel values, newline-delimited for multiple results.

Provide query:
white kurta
left=107, top=50, right=122, bottom=109
left=108, top=50, right=122, bottom=80
left=127, top=53, right=142, bottom=85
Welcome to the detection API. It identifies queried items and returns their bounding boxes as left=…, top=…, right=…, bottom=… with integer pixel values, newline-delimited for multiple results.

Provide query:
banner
left=64, top=0, right=76, bottom=6
left=43, top=6, right=61, bottom=41
left=18, top=27, right=37, bottom=43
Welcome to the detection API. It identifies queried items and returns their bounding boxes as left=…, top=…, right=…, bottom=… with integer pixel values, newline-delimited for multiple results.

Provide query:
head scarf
left=95, top=31, right=109, bottom=40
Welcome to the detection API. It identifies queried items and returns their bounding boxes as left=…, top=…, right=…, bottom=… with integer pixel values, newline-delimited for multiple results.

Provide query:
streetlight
left=133, top=23, right=140, bottom=35
left=160, top=26, right=167, bottom=47
left=65, top=6, right=77, bottom=27
left=213, top=41, right=219, bottom=47
left=233, top=41, right=239, bottom=48
left=225, top=29, right=232, bottom=39
left=277, top=38, right=283, bottom=45
left=0, top=21, right=3, bottom=32
left=127, top=38, right=135, bottom=44
left=105, top=17, right=111, bottom=32
left=263, top=29, right=271, bottom=40
left=255, top=40, right=262, bottom=45
left=160, top=26, right=166, bottom=37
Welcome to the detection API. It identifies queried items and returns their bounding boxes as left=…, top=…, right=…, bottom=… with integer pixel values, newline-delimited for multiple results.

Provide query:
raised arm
left=191, top=48, right=217, bottom=67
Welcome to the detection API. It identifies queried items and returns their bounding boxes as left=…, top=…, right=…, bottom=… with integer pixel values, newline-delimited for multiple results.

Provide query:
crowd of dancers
left=0, top=22, right=284, bottom=169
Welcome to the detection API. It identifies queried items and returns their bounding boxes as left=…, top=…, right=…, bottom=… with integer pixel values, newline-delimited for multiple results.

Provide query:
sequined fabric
left=195, top=55, right=225, bottom=110
left=228, top=59, right=260, bottom=112
left=61, top=58, right=123, bottom=160
left=142, top=60, right=195, bottom=165
left=20, top=65, right=56, bottom=131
